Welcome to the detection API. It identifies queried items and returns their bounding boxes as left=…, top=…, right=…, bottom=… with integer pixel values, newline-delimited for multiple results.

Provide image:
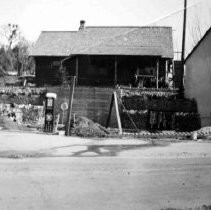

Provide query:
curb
left=123, top=130, right=211, bottom=139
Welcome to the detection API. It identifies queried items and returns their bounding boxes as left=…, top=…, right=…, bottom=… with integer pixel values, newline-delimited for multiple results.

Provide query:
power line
left=145, top=0, right=203, bottom=26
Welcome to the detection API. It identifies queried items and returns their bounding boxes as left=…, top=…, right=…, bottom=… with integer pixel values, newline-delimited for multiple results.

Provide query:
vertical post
left=172, top=59, right=175, bottom=88
left=106, top=94, right=114, bottom=128
left=75, top=57, right=79, bottom=86
left=65, top=76, right=76, bottom=136
left=210, top=113, right=211, bottom=125
left=113, top=91, right=122, bottom=135
left=180, top=0, right=187, bottom=96
left=156, top=59, right=159, bottom=89
left=165, top=60, right=169, bottom=83
left=114, top=56, right=117, bottom=87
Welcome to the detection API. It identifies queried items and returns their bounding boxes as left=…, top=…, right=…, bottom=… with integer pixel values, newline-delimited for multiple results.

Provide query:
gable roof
left=30, top=26, right=173, bottom=58
left=185, top=26, right=211, bottom=61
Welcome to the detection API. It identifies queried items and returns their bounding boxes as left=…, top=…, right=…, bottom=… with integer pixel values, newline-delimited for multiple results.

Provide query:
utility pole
left=65, top=76, right=76, bottom=136
left=180, top=0, right=187, bottom=97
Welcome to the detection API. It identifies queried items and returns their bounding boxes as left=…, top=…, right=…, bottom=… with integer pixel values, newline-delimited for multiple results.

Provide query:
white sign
left=61, top=102, right=68, bottom=111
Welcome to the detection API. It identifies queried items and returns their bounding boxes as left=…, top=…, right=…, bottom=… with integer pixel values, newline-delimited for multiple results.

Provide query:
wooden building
left=30, top=21, right=174, bottom=126
left=30, top=21, right=174, bottom=88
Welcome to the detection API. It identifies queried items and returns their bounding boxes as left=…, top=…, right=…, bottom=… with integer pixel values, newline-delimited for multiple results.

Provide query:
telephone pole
left=180, top=0, right=187, bottom=97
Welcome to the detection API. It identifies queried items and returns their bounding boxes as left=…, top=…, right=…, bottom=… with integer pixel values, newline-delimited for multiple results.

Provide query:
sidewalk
left=0, top=130, right=211, bottom=159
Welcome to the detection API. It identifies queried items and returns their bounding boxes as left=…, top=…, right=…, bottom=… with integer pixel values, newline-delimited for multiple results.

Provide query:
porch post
left=165, top=60, right=169, bottom=83
left=114, top=56, right=117, bottom=87
left=75, top=57, right=79, bottom=86
left=156, top=59, right=159, bottom=89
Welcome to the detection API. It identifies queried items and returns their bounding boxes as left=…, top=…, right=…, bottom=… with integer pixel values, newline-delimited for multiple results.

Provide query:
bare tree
left=0, top=23, right=20, bottom=49
left=0, top=24, right=34, bottom=76
left=12, top=38, right=35, bottom=75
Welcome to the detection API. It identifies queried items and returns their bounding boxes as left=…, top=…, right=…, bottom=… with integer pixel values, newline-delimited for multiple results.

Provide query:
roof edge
left=41, top=31, right=77, bottom=33
left=185, top=26, right=211, bottom=62
left=86, top=26, right=172, bottom=29
left=40, top=26, right=172, bottom=33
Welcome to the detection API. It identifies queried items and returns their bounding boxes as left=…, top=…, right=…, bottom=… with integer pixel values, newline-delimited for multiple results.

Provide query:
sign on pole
left=61, top=102, right=68, bottom=125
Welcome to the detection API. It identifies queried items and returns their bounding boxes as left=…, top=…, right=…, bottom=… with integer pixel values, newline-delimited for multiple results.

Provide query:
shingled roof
left=30, top=26, right=173, bottom=58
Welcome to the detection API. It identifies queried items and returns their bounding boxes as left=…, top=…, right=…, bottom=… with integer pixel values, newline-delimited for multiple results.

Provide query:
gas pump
left=44, top=93, right=57, bottom=133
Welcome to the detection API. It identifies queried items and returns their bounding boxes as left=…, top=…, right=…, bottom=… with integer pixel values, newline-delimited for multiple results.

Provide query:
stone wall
left=0, top=86, right=117, bottom=127
left=0, top=87, right=46, bottom=105
left=0, top=86, right=200, bottom=131
left=0, top=103, right=44, bottom=125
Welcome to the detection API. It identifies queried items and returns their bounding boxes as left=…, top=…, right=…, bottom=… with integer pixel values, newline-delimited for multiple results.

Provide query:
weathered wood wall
left=46, top=86, right=117, bottom=127
left=35, top=56, right=65, bottom=86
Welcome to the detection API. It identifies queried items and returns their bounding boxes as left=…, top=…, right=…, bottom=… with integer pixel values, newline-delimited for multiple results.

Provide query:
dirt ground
left=0, top=131, right=211, bottom=210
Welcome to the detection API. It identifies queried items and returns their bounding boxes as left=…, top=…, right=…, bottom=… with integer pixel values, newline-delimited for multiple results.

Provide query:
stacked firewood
left=120, top=90, right=201, bottom=131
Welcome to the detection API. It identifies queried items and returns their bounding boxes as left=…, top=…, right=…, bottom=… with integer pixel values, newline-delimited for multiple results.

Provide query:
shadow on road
left=67, top=141, right=169, bottom=157
left=0, top=140, right=170, bottom=158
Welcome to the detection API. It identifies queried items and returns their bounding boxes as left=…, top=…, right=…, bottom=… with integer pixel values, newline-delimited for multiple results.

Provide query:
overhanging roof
left=30, top=26, right=174, bottom=58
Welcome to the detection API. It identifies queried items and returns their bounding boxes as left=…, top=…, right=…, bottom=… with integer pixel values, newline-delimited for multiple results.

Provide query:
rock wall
left=0, top=86, right=117, bottom=127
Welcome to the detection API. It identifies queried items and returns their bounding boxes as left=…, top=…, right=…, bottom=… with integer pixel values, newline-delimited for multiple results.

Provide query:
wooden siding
left=35, top=56, right=65, bottom=86
left=46, top=86, right=117, bottom=127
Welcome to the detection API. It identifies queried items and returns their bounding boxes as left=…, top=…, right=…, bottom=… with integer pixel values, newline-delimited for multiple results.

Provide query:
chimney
left=79, top=20, right=85, bottom=30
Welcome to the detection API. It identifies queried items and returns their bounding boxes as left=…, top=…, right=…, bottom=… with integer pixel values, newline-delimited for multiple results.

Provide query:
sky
left=0, top=0, right=211, bottom=56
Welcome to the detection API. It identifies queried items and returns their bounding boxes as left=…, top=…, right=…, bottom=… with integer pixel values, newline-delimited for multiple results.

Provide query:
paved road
left=0, top=131, right=211, bottom=210
left=0, top=157, right=211, bottom=210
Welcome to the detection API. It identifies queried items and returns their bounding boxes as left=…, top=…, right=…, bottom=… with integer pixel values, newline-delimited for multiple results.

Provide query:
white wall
left=185, top=30, right=211, bottom=126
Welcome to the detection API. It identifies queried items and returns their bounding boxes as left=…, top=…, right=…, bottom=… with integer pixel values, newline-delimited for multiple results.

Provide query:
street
left=0, top=132, right=210, bottom=210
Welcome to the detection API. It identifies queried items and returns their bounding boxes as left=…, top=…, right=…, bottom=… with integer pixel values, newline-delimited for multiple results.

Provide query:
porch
left=63, top=55, right=172, bottom=88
